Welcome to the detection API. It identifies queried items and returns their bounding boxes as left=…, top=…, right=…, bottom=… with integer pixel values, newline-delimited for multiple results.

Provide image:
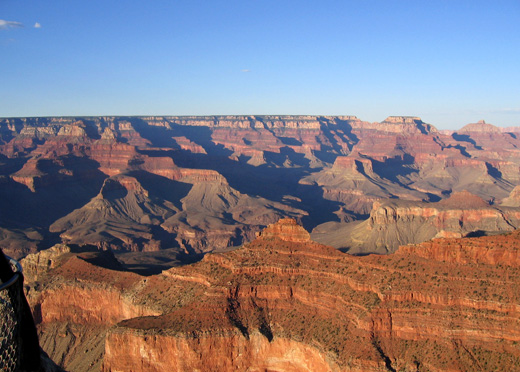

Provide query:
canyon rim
left=1, top=115, right=520, bottom=370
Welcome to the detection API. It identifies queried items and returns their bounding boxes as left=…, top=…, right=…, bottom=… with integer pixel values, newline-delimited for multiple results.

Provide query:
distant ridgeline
left=1, top=115, right=520, bottom=257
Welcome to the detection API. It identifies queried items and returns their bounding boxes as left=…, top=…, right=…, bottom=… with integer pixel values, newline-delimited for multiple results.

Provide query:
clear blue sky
left=1, top=0, right=519, bottom=129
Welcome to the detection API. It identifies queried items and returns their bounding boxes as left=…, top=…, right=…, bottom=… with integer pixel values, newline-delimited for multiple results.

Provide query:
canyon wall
left=2, top=115, right=520, bottom=258
left=24, top=220, right=520, bottom=371
left=313, top=190, right=520, bottom=254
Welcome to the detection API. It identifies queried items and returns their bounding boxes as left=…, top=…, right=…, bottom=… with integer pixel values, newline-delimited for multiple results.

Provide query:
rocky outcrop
left=257, top=218, right=310, bottom=242
left=501, top=185, right=520, bottom=207
left=48, top=174, right=173, bottom=251
left=397, top=231, right=520, bottom=266
left=23, top=246, right=163, bottom=372
left=103, top=332, right=341, bottom=372
left=3, top=114, right=520, bottom=370
left=374, top=116, right=437, bottom=134
left=312, top=191, right=520, bottom=254
left=458, top=120, right=501, bottom=133
left=452, top=120, right=520, bottom=163
left=2, top=115, right=520, bottom=259
left=20, top=243, right=72, bottom=282
left=160, top=174, right=306, bottom=253
left=21, top=220, right=520, bottom=371
left=28, top=220, right=513, bottom=372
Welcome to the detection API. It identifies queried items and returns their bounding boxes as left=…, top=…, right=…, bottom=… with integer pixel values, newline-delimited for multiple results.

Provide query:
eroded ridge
left=23, top=218, right=520, bottom=371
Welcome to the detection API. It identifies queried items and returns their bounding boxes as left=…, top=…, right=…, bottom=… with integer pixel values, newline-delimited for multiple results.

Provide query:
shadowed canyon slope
left=23, top=219, right=520, bottom=371
left=2, top=115, right=520, bottom=257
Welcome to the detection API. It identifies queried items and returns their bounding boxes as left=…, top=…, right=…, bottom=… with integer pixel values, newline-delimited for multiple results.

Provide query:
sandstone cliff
left=25, top=220, right=520, bottom=371
left=103, top=222, right=520, bottom=371
left=2, top=115, right=520, bottom=258
left=22, top=246, right=164, bottom=371
left=313, top=191, right=520, bottom=254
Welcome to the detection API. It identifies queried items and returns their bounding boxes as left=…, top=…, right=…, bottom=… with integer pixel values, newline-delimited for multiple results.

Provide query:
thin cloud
left=0, top=20, right=23, bottom=30
left=241, top=69, right=251, bottom=73
left=34, top=22, right=41, bottom=29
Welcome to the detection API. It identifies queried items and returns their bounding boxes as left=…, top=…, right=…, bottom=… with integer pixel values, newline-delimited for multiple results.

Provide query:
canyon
left=1, top=115, right=520, bottom=259
left=22, top=219, right=520, bottom=371
left=3, top=115, right=520, bottom=370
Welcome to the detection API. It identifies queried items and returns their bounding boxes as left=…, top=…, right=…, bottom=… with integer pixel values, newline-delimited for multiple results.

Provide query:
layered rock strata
left=24, top=219, right=520, bottom=371
left=312, top=191, right=520, bottom=254
left=2, top=116, right=520, bottom=258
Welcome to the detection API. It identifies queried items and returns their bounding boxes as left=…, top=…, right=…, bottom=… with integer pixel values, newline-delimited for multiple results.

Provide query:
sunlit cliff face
left=23, top=219, right=520, bottom=372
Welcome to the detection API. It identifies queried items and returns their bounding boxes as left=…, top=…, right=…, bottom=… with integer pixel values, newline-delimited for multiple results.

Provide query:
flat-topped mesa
left=163, top=115, right=325, bottom=129
left=382, top=116, right=423, bottom=125
left=163, top=115, right=363, bottom=130
left=335, top=115, right=359, bottom=121
left=501, top=126, right=520, bottom=133
left=260, top=116, right=321, bottom=129
left=438, top=190, right=489, bottom=209
left=358, top=116, right=438, bottom=135
left=458, top=120, right=501, bottom=133
left=257, top=218, right=310, bottom=243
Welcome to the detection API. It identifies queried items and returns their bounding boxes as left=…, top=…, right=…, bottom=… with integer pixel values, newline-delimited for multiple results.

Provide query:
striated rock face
left=2, top=115, right=520, bottom=258
left=21, top=243, right=72, bottom=282
left=458, top=120, right=501, bottom=133
left=376, top=116, right=437, bottom=134
left=23, top=220, right=520, bottom=372
left=257, top=217, right=310, bottom=242
left=23, top=245, right=162, bottom=372
left=103, top=332, right=338, bottom=372
left=397, top=232, right=520, bottom=266
left=313, top=191, right=520, bottom=254
left=3, top=115, right=520, bottom=370
left=48, top=174, right=176, bottom=252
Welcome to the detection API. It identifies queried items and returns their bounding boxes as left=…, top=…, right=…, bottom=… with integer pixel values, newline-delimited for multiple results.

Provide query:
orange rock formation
left=2, top=115, right=520, bottom=259
left=23, top=219, right=520, bottom=371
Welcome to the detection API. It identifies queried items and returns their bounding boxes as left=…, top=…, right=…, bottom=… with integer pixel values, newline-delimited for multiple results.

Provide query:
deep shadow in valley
left=137, top=122, right=343, bottom=231
left=129, top=170, right=193, bottom=211
left=0, top=156, right=107, bottom=229
left=114, top=247, right=204, bottom=276
left=126, top=117, right=178, bottom=148
left=452, top=133, right=482, bottom=150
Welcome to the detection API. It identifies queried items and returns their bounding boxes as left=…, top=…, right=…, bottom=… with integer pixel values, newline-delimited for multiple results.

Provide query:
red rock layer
left=2, top=115, right=520, bottom=259
left=22, top=248, right=165, bottom=372
left=65, top=219, right=520, bottom=372
left=22, top=219, right=520, bottom=371
left=257, top=217, right=310, bottom=242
